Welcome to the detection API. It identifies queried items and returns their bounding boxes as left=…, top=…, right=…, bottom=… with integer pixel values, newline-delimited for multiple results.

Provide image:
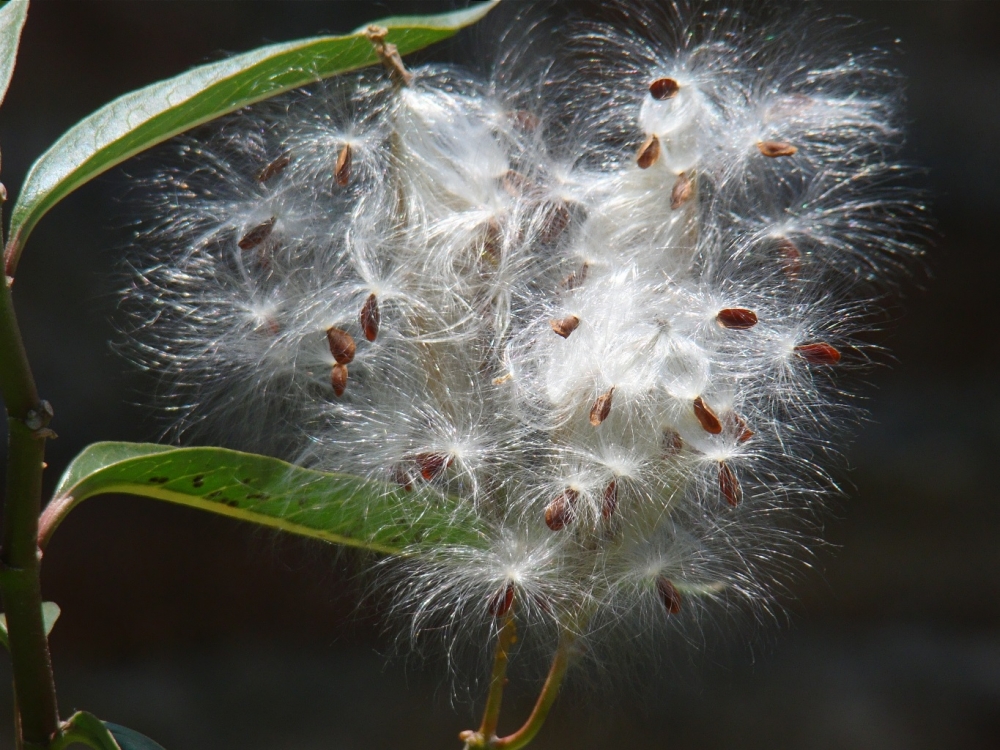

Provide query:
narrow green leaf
left=54, top=711, right=121, bottom=750
left=2, top=1, right=499, bottom=274
left=42, top=442, right=487, bottom=556
left=0, top=0, right=28, bottom=109
left=104, top=723, right=167, bottom=750
left=0, top=601, right=59, bottom=651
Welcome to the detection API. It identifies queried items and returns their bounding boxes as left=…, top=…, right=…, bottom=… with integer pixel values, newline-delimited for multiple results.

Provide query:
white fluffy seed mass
left=125, top=4, right=923, bottom=648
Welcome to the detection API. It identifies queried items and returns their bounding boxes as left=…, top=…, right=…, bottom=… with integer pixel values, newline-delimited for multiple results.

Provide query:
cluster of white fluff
left=126, top=4, right=921, bottom=657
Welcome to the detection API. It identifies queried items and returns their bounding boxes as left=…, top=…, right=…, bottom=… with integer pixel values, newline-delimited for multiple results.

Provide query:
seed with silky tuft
left=692, top=396, right=723, bottom=434
left=326, top=326, right=356, bottom=365
left=724, top=411, right=754, bottom=443
left=602, top=479, right=618, bottom=521
left=488, top=583, right=515, bottom=618
left=718, top=461, right=742, bottom=507
left=590, top=387, right=615, bottom=427
left=757, top=140, right=798, bottom=158
left=717, top=308, right=758, bottom=330
left=795, top=342, right=841, bottom=365
left=636, top=134, right=660, bottom=169
left=670, top=171, right=694, bottom=209
left=545, top=489, right=578, bottom=531
left=330, top=363, right=348, bottom=397
left=656, top=577, right=682, bottom=615
left=360, top=293, right=380, bottom=342
left=257, top=154, right=291, bottom=183
left=550, top=315, right=580, bottom=339
left=335, top=143, right=352, bottom=187
left=649, top=77, right=680, bottom=100
left=415, top=453, right=452, bottom=481
left=238, top=218, right=275, bottom=250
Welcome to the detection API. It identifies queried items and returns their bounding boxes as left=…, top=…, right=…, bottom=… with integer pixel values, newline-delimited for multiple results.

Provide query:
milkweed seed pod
left=125, top=2, right=923, bottom=664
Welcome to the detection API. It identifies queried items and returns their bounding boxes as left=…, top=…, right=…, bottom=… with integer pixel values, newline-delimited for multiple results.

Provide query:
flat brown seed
left=656, top=577, right=682, bottom=615
left=716, top=307, right=758, bottom=330
left=719, top=461, right=742, bottom=507
left=564, top=263, right=589, bottom=290
left=415, top=453, right=452, bottom=481
left=776, top=237, right=803, bottom=280
left=663, top=429, right=684, bottom=456
left=500, top=169, right=532, bottom=196
left=509, top=109, right=541, bottom=132
left=636, top=134, right=661, bottom=169
left=360, top=293, right=380, bottom=342
left=795, top=342, right=841, bottom=365
left=589, top=387, right=615, bottom=427
left=544, top=491, right=576, bottom=531
left=330, top=363, right=348, bottom=397
left=724, top=411, right=754, bottom=443
left=482, top=218, right=503, bottom=264
left=392, top=466, right=414, bottom=492
left=693, top=396, right=723, bottom=434
left=757, top=140, right=798, bottom=158
left=541, top=202, right=571, bottom=245
left=257, top=154, right=291, bottom=183
left=602, top=479, right=619, bottom=521
left=550, top=315, right=580, bottom=339
left=488, top=583, right=515, bottom=618
left=670, top=171, right=694, bottom=209
left=326, top=326, right=356, bottom=365
left=649, top=77, right=680, bottom=100
left=335, top=143, right=352, bottom=187
left=238, top=218, right=275, bottom=250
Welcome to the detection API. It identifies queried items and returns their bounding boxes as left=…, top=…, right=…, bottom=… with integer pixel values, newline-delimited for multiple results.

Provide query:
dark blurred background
left=1, top=2, right=998, bottom=748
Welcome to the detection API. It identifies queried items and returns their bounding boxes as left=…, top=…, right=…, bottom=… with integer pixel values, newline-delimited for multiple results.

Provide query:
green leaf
left=0, top=0, right=28, bottom=110
left=0, top=601, right=59, bottom=651
left=104, top=723, right=166, bottom=750
left=2, top=1, right=499, bottom=274
left=41, top=442, right=487, bottom=556
left=54, top=711, right=121, bottom=750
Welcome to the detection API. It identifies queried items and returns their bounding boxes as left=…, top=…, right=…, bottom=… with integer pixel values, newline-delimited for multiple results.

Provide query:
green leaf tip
left=0, top=0, right=28, bottom=110
left=42, top=442, right=489, bottom=557
left=3, top=0, right=500, bottom=275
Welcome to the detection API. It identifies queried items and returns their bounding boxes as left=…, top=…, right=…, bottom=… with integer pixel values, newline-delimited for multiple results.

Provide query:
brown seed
left=692, top=396, right=723, bottom=434
left=257, top=154, right=291, bottom=183
left=238, top=218, right=275, bottom=250
left=392, top=466, right=414, bottom=492
left=500, top=169, right=532, bottom=196
left=541, top=202, right=571, bottom=245
left=360, top=293, right=380, bottom=342
left=777, top=237, right=802, bottom=280
left=662, top=429, right=684, bottom=457
left=636, top=134, right=661, bottom=169
left=550, top=315, right=580, bottom=339
left=564, top=262, right=589, bottom=290
left=718, top=461, right=742, bottom=507
left=649, top=77, right=680, bottom=100
left=589, top=387, right=615, bottom=427
left=757, top=140, right=798, bottom=158
left=335, top=143, right=352, bottom=188
left=508, top=109, right=541, bottom=132
left=724, top=411, right=754, bottom=443
left=330, top=363, right=348, bottom=397
left=670, top=171, right=694, bottom=209
left=415, top=453, right=452, bottom=481
left=544, top=489, right=577, bottom=531
left=482, top=218, right=503, bottom=264
left=325, top=326, right=356, bottom=365
left=488, top=583, right=515, bottom=618
left=716, top=307, right=758, bottom=330
left=795, top=342, right=841, bottom=365
left=602, top=479, right=619, bottom=521
left=656, top=577, right=682, bottom=615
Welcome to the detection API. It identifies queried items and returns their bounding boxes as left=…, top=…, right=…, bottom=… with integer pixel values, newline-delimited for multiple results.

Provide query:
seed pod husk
left=649, top=77, right=680, bottom=100
left=718, top=461, right=742, bottom=507
left=550, top=315, right=580, bottom=339
left=693, top=396, right=723, bottom=434
left=795, top=342, right=841, bottom=365
left=590, top=387, right=615, bottom=427
left=238, top=218, right=275, bottom=250
left=335, top=143, right=352, bottom=187
left=330, top=363, right=348, bottom=397
left=326, top=326, right=356, bottom=365
left=656, top=577, right=682, bottom=615
left=757, top=140, right=798, bottom=158
left=257, top=154, right=291, bottom=183
left=716, top=308, right=758, bottom=330
left=636, top=134, right=661, bottom=169
left=360, top=293, right=380, bottom=342
left=670, top=171, right=694, bottom=209
left=488, top=583, right=515, bottom=618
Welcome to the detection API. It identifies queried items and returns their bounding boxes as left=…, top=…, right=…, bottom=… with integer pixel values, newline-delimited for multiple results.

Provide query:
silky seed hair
left=123, top=2, right=923, bottom=664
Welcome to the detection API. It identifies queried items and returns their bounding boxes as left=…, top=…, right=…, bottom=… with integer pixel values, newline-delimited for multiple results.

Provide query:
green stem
left=492, top=629, right=575, bottom=750
left=479, top=614, right=517, bottom=741
left=0, top=270, right=60, bottom=747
